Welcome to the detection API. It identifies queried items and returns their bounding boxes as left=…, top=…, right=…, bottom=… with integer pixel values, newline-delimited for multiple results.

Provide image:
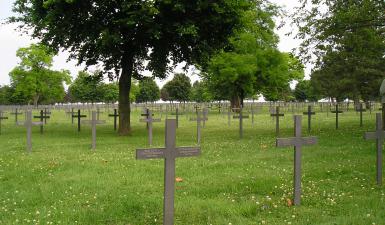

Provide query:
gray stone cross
left=189, top=110, right=207, bottom=144
left=233, top=107, right=249, bottom=138
left=136, top=119, right=200, bottom=225
left=17, top=111, right=43, bottom=152
left=108, top=109, right=119, bottom=131
left=276, top=115, right=318, bottom=205
left=141, top=108, right=156, bottom=130
left=364, top=113, right=384, bottom=185
left=202, top=108, right=209, bottom=128
left=356, top=103, right=366, bottom=127
left=140, top=109, right=161, bottom=145
left=43, top=108, right=51, bottom=124
left=303, top=105, right=316, bottom=132
left=0, top=111, right=8, bottom=135
left=10, top=108, right=22, bottom=124
left=331, top=104, right=343, bottom=129
left=81, top=111, right=105, bottom=150
left=271, top=106, right=284, bottom=136
left=34, top=110, right=50, bottom=134
left=72, top=109, right=87, bottom=132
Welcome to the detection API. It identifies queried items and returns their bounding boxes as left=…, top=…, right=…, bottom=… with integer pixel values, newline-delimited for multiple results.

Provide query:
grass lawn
left=0, top=106, right=384, bottom=225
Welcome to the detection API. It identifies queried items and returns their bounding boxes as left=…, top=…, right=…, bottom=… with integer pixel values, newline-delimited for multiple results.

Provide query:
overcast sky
left=0, top=0, right=305, bottom=87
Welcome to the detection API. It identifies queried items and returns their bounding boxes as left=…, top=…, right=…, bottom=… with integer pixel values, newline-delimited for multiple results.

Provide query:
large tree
left=11, top=0, right=252, bottom=135
left=135, top=78, right=160, bottom=103
left=203, top=3, right=303, bottom=107
left=162, top=73, right=192, bottom=102
left=68, top=71, right=105, bottom=103
left=9, top=44, right=71, bottom=106
left=292, top=0, right=385, bottom=103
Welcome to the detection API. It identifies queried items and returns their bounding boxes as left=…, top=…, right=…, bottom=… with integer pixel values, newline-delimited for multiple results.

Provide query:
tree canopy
left=162, top=73, right=192, bottom=102
left=292, top=0, right=385, bottom=102
left=10, top=0, right=253, bottom=134
left=9, top=44, right=71, bottom=106
left=135, top=78, right=160, bottom=103
left=202, top=3, right=304, bottom=107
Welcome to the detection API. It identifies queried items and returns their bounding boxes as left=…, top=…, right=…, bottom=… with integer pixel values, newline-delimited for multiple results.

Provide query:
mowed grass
left=0, top=106, right=384, bottom=225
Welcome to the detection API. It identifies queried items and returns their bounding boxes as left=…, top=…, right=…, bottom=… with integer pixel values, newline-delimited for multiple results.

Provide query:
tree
left=203, top=4, right=304, bottom=107
left=101, top=83, right=119, bottom=103
left=294, top=80, right=321, bottom=102
left=129, top=80, right=139, bottom=103
left=135, top=78, right=160, bottom=103
left=0, top=85, right=13, bottom=105
left=11, top=0, right=252, bottom=135
left=292, top=0, right=385, bottom=103
left=9, top=44, right=71, bottom=106
left=190, top=80, right=212, bottom=103
left=68, top=71, right=105, bottom=103
left=163, top=73, right=192, bottom=102
left=160, top=84, right=170, bottom=102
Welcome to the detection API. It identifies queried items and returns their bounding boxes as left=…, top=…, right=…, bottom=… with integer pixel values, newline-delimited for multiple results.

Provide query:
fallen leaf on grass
left=175, top=177, right=183, bottom=182
left=287, top=198, right=293, bottom=207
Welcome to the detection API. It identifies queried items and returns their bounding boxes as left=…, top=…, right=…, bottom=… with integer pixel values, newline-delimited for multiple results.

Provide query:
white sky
left=0, top=0, right=307, bottom=87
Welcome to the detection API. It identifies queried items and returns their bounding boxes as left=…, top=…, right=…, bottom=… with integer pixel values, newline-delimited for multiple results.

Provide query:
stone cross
left=34, top=110, right=50, bottom=134
left=17, top=111, right=43, bottom=152
left=331, top=104, right=343, bottom=129
left=189, top=110, right=207, bottom=144
left=140, top=109, right=161, bottom=145
left=276, top=115, right=318, bottom=205
left=364, top=113, right=384, bottom=185
left=136, top=119, right=200, bottom=225
left=10, top=108, right=22, bottom=124
left=233, top=107, right=249, bottom=138
left=108, top=109, right=119, bottom=131
left=0, top=111, right=8, bottom=135
left=271, top=106, right=284, bottom=136
left=303, top=105, right=316, bottom=132
left=227, top=107, right=232, bottom=126
left=66, top=108, right=75, bottom=123
left=356, top=103, right=366, bottom=127
left=81, top=111, right=106, bottom=150
left=202, top=108, right=208, bottom=128
left=96, top=107, right=103, bottom=120
left=43, top=108, right=51, bottom=124
left=72, top=109, right=87, bottom=132
left=141, top=108, right=155, bottom=130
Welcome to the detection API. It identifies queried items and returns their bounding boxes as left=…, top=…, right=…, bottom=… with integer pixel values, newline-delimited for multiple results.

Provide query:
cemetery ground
left=1, top=108, right=385, bottom=225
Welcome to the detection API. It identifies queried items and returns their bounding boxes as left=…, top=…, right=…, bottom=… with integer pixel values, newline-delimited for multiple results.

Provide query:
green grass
left=0, top=107, right=384, bottom=225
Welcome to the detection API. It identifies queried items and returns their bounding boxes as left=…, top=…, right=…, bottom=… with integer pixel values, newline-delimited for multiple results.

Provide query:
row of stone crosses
left=0, top=103, right=383, bottom=225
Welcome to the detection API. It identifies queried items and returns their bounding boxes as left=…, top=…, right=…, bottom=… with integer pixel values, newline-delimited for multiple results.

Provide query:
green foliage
left=10, top=0, right=253, bottom=133
left=0, top=85, right=13, bottom=105
left=294, top=80, right=321, bottom=102
left=8, top=44, right=71, bottom=106
left=130, top=80, right=139, bottom=103
left=162, top=73, right=191, bottom=102
left=160, top=85, right=170, bottom=102
left=190, top=81, right=212, bottom=103
left=101, top=83, right=119, bottom=103
left=135, top=78, right=160, bottom=103
left=293, top=0, right=385, bottom=102
left=68, top=71, right=105, bottom=103
left=203, top=4, right=304, bottom=106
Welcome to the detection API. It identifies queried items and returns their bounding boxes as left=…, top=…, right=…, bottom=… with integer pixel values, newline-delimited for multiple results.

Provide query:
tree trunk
left=118, top=54, right=134, bottom=135
left=33, top=95, right=40, bottom=108
left=230, top=95, right=241, bottom=112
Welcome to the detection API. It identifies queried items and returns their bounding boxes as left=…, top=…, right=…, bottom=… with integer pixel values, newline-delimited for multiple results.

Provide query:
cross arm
left=175, top=147, right=201, bottom=157
left=276, top=137, right=318, bottom=147
left=136, top=148, right=166, bottom=159
left=364, top=131, right=385, bottom=140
